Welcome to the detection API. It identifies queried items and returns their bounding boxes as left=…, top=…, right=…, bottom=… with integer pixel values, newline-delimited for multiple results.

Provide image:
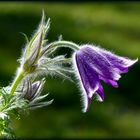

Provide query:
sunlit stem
left=10, top=69, right=25, bottom=95
left=47, top=41, right=80, bottom=50
left=41, top=41, right=80, bottom=56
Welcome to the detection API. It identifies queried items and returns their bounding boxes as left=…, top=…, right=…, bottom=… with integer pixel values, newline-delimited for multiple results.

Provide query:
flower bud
left=21, top=12, right=50, bottom=74
left=23, top=79, right=45, bottom=102
left=23, top=31, right=43, bottom=73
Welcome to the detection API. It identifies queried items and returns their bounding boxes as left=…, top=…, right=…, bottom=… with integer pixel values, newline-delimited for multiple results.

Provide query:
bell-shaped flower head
left=73, top=44, right=138, bottom=113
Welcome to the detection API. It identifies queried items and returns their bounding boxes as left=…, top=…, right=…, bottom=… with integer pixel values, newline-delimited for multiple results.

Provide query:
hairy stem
left=41, top=41, right=80, bottom=57
left=10, top=69, right=24, bottom=95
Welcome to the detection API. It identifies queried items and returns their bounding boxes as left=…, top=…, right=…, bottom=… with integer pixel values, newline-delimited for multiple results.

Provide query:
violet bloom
left=73, top=44, right=138, bottom=113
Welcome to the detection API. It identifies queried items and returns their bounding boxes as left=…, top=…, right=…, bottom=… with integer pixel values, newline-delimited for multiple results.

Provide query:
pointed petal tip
left=124, top=57, right=138, bottom=67
left=133, top=58, right=138, bottom=64
left=81, top=93, right=104, bottom=113
left=88, top=84, right=99, bottom=99
left=81, top=93, right=92, bottom=113
left=82, top=98, right=91, bottom=113
left=114, top=73, right=121, bottom=81
left=81, top=95, right=89, bottom=113
left=97, top=95, right=104, bottom=102
left=108, top=79, right=119, bottom=88
left=95, top=92, right=104, bottom=102
left=82, top=108, right=87, bottom=113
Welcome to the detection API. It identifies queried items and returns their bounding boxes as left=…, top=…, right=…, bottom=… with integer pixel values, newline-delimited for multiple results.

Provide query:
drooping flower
left=73, top=44, right=138, bottom=113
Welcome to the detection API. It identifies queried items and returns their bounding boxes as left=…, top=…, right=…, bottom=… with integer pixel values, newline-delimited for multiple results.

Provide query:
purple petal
left=96, top=83, right=104, bottom=101
left=94, top=46, right=138, bottom=73
left=80, top=45, right=121, bottom=81
left=73, top=44, right=138, bottom=113
left=74, top=52, right=100, bottom=112
left=99, top=76, right=118, bottom=88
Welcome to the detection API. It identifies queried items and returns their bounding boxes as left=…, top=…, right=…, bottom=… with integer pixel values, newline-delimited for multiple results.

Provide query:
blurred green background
left=0, top=2, right=140, bottom=139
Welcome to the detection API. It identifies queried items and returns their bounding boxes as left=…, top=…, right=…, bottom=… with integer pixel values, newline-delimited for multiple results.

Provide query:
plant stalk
left=41, top=41, right=80, bottom=57
left=10, top=69, right=24, bottom=95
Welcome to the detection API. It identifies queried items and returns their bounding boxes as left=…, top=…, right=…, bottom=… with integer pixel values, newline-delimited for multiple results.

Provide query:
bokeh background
left=0, top=2, right=140, bottom=139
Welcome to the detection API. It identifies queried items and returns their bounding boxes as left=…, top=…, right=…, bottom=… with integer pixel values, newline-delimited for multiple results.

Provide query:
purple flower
left=73, top=44, right=138, bottom=113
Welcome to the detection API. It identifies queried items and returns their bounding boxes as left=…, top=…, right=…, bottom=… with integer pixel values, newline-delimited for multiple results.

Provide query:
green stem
left=10, top=69, right=24, bottom=95
left=48, top=41, right=80, bottom=50
left=41, top=41, right=80, bottom=57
